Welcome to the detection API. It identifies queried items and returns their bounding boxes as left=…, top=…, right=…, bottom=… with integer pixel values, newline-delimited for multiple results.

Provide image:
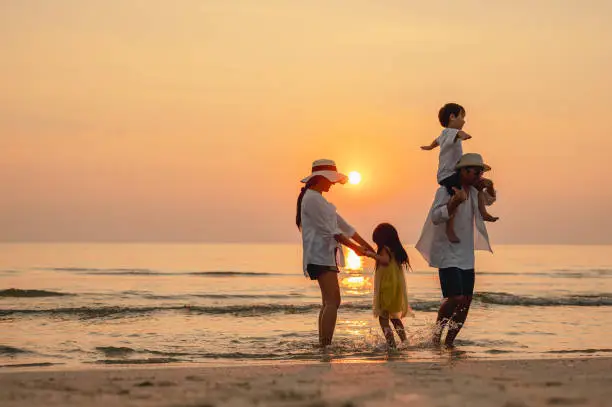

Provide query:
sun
left=345, top=249, right=362, bottom=270
left=348, top=171, right=362, bottom=185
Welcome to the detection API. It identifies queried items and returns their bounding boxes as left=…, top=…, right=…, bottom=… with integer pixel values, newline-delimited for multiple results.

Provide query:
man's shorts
left=438, top=267, right=475, bottom=297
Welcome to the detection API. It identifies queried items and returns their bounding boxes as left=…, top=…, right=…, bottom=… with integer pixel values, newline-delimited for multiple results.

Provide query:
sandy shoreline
left=1, top=357, right=610, bottom=407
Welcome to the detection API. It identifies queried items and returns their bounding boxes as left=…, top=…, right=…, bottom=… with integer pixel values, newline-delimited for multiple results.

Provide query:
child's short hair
left=438, top=103, right=465, bottom=127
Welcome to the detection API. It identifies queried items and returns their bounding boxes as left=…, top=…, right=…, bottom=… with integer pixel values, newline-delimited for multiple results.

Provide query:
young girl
left=297, top=159, right=375, bottom=347
left=369, top=223, right=413, bottom=348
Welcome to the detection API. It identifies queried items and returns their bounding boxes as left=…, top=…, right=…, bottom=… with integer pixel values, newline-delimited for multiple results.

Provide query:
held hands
left=352, top=246, right=368, bottom=257
left=363, top=250, right=377, bottom=259
left=353, top=246, right=376, bottom=259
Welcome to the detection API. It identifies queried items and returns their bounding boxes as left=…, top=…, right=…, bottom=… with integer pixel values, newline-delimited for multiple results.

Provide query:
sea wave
left=2, top=292, right=610, bottom=320
left=549, top=268, right=612, bottom=278
left=44, top=267, right=157, bottom=274
left=32, top=266, right=612, bottom=278
left=468, top=269, right=612, bottom=278
left=90, top=343, right=389, bottom=362
left=0, top=304, right=343, bottom=318
left=95, top=346, right=137, bottom=357
left=0, top=362, right=61, bottom=368
left=38, top=267, right=283, bottom=277
left=188, top=271, right=282, bottom=277
left=0, top=345, right=31, bottom=355
left=546, top=349, right=612, bottom=354
left=1, top=289, right=306, bottom=301
left=0, top=289, right=72, bottom=298
left=94, top=358, right=182, bottom=365
left=476, top=292, right=612, bottom=306
left=192, top=293, right=305, bottom=299
left=92, top=353, right=322, bottom=363
left=133, top=292, right=306, bottom=300
left=95, top=346, right=198, bottom=358
left=0, top=300, right=441, bottom=319
left=376, top=269, right=612, bottom=278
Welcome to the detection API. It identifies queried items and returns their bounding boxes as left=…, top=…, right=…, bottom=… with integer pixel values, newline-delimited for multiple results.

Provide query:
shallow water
left=1, top=244, right=611, bottom=368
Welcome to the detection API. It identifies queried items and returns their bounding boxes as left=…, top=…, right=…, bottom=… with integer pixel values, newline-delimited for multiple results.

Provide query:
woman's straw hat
left=301, top=159, right=348, bottom=184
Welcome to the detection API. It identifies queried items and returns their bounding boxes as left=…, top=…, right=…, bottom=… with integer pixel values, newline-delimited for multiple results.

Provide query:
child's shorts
left=439, top=172, right=461, bottom=196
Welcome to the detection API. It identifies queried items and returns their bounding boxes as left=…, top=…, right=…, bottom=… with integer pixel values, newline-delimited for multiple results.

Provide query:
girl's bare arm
left=369, top=247, right=391, bottom=266
left=334, top=234, right=368, bottom=256
left=351, top=232, right=375, bottom=253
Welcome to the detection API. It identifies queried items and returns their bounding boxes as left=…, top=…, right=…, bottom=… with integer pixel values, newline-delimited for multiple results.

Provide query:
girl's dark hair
left=372, top=223, right=410, bottom=269
left=296, top=176, right=323, bottom=230
left=438, top=103, right=465, bottom=127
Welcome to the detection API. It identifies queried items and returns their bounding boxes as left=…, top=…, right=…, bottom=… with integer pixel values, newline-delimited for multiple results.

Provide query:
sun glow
left=345, top=249, right=362, bottom=270
left=348, top=171, right=362, bottom=185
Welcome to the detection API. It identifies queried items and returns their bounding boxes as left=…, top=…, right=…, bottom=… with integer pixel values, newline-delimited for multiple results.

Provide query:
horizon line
left=0, top=241, right=611, bottom=246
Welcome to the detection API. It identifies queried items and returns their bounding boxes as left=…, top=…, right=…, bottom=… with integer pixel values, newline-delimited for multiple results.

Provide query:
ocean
left=1, top=244, right=611, bottom=368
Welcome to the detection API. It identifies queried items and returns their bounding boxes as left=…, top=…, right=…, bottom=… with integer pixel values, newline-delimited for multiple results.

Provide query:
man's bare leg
left=444, top=296, right=473, bottom=347
left=433, top=296, right=461, bottom=345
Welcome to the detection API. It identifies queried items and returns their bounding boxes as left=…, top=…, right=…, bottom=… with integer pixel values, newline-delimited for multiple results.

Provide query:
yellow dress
left=373, top=248, right=411, bottom=319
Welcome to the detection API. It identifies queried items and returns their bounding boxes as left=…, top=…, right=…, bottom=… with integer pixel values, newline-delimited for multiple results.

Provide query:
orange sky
left=1, top=1, right=611, bottom=244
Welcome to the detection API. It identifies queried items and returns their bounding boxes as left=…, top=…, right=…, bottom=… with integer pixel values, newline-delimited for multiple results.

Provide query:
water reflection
left=340, top=275, right=373, bottom=294
left=341, top=249, right=372, bottom=295
left=345, top=249, right=362, bottom=271
left=345, top=276, right=364, bottom=285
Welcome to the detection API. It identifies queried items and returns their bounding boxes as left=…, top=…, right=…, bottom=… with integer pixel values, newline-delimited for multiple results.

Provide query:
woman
left=296, top=159, right=375, bottom=347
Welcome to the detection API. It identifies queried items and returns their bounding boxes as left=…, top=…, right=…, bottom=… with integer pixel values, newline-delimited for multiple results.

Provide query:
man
left=416, top=153, right=497, bottom=347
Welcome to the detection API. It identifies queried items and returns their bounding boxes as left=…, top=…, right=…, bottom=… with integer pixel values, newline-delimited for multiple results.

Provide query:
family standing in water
left=297, top=103, right=498, bottom=348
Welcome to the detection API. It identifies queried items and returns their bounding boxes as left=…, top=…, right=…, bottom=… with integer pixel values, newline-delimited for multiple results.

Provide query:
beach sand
left=1, top=358, right=610, bottom=407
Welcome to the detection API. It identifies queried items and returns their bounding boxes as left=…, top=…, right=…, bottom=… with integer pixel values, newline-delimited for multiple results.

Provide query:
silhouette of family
left=297, top=103, right=497, bottom=348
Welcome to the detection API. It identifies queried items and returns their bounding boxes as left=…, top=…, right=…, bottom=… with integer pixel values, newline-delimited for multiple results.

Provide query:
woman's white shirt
left=300, top=189, right=355, bottom=276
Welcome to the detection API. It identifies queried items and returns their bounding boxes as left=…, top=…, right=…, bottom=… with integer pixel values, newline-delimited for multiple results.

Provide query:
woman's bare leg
left=318, top=298, right=325, bottom=345
left=317, top=272, right=341, bottom=347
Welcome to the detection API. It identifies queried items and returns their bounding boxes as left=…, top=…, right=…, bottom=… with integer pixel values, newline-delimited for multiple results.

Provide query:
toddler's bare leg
left=478, top=190, right=499, bottom=222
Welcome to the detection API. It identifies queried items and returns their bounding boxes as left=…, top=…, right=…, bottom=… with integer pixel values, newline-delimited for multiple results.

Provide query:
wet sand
left=1, top=358, right=610, bottom=407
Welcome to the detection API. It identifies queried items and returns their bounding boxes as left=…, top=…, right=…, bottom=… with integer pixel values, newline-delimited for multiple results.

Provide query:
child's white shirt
left=436, top=128, right=462, bottom=182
